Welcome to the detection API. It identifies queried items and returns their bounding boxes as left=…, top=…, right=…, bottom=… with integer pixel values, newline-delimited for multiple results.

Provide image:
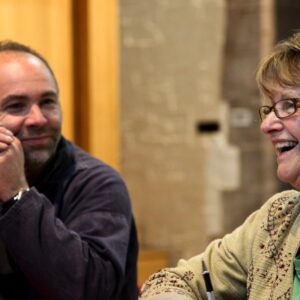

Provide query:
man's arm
left=0, top=183, right=134, bottom=300
left=0, top=177, right=135, bottom=299
left=0, top=136, right=137, bottom=299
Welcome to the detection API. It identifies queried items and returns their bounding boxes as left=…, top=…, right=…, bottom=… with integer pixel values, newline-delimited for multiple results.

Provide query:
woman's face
left=260, top=84, right=300, bottom=189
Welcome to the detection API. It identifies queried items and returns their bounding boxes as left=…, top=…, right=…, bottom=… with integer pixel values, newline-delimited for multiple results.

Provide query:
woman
left=140, top=33, right=300, bottom=299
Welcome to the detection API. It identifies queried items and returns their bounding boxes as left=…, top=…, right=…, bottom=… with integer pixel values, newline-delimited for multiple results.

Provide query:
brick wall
left=119, top=0, right=279, bottom=264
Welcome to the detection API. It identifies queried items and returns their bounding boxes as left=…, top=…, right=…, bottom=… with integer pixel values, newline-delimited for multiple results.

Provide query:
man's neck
left=25, top=165, right=45, bottom=186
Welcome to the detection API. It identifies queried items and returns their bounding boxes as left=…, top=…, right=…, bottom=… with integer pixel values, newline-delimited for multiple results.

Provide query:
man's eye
left=41, top=98, right=57, bottom=107
left=3, top=102, right=27, bottom=113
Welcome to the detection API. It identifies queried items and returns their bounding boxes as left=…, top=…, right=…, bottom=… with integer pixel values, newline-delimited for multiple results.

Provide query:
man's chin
left=24, top=149, right=55, bottom=169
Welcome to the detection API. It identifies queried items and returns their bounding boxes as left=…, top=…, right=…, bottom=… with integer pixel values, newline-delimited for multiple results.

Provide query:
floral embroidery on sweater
left=140, top=269, right=195, bottom=298
left=248, top=195, right=298, bottom=299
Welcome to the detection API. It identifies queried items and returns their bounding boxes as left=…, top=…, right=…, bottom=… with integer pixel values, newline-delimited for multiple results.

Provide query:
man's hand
left=0, top=127, right=28, bottom=202
left=0, top=127, right=14, bottom=151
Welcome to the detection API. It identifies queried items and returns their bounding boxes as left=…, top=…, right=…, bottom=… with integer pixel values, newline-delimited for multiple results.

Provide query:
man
left=140, top=33, right=300, bottom=299
left=0, top=40, right=138, bottom=300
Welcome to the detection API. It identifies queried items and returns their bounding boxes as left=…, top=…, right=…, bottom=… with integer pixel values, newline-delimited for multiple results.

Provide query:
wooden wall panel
left=72, top=0, right=90, bottom=151
left=0, top=0, right=120, bottom=168
left=88, top=0, right=119, bottom=169
left=0, top=0, right=74, bottom=140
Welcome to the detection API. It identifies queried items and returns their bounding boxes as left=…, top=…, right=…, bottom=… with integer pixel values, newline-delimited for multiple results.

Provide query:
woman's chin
left=277, top=168, right=300, bottom=188
left=277, top=168, right=291, bottom=183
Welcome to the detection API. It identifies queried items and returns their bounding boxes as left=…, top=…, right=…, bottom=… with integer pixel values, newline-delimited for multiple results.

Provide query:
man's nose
left=260, top=111, right=283, bottom=134
left=24, top=104, right=47, bottom=126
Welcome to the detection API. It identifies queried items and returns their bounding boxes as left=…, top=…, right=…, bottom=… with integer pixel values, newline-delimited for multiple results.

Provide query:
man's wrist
left=11, top=187, right=30, bottom=201
left=2, top=187, right=30, bottom=214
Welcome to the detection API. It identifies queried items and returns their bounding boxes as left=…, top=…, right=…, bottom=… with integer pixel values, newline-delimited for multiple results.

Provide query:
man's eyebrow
left=1, top=94, right=28, bottom=103
left=41, top=91, right=58, bottom=98
left=1, top=91, right=58, bottom=103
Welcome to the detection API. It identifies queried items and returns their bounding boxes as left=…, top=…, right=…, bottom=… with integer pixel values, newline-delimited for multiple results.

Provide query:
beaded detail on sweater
left=247, top=195, right=298, bottom=299
left=141, top=271, right=196, bottom=299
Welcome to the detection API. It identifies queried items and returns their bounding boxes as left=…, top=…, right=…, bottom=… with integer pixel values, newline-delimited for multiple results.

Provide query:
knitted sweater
left=140, top=190, right=300, bottom=299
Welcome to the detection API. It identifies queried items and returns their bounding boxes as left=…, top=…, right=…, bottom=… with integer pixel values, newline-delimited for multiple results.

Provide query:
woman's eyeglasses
left=259, top=98, right=300, bottom=121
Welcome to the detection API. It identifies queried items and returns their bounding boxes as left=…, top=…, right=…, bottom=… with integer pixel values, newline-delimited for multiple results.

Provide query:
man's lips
left=21, top=136, right=52, bottom=146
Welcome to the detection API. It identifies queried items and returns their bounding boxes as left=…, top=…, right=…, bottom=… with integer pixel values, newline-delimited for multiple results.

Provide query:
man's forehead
left=0, top=51, right=59, bottom=93
left=0, top=52, right=58, bottom=96
left=0, top=52, right=54, bottom=81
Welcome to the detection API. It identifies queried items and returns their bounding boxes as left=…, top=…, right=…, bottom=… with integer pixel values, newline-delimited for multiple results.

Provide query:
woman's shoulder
left=264, top=189, right=300, bottom=212
left=258, top=189, right=300, bottom=235
left=240, top=189, right=300, bottom=238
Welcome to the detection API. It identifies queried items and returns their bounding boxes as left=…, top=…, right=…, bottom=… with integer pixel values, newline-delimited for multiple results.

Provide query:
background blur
left=0, top=0, right=298, bottom=286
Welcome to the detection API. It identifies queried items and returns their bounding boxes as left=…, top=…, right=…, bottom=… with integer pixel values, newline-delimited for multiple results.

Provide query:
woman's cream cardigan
left=140, top=190, right=300, bottom=299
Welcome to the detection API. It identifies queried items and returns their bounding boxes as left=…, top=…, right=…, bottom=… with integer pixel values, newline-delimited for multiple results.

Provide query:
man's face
left=260, top=84, right=300, bottom=189
left=0, top=52, right=62, bottom=172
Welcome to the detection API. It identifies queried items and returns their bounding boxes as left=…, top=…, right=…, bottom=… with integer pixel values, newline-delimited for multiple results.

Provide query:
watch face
left=14, top=188, right=30, bottom=201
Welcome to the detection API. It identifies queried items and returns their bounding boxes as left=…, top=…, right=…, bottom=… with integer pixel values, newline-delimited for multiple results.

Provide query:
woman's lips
left=277, top=143, right=298, bottom=162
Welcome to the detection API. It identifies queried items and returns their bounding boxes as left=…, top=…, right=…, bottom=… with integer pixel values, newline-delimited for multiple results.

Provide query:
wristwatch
left=2, top=187, right=30, bottom=214
left=12, top=188, right=30, bottom=201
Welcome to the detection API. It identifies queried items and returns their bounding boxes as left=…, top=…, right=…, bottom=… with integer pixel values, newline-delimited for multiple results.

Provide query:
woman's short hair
left=256, top=32, right=300, bottom=97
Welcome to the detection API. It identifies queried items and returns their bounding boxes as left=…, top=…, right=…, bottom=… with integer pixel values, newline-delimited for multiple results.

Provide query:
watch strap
left=2, top=187, right=30, bottom=214
left=13, top=188, right=30, bottom=201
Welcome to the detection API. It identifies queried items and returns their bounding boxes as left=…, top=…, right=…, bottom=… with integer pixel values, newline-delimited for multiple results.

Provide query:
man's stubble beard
left=23, top=132, right=61, bottom=185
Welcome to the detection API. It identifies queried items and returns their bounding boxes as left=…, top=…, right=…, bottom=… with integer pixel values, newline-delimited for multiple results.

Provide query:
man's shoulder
left=60, top=139, right=131, bottom=212
left=64, top=138, right=121, bottom=178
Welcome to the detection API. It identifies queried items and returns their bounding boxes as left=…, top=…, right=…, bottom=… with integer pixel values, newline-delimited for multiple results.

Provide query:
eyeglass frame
left=259, top=98, right=300, bottom=121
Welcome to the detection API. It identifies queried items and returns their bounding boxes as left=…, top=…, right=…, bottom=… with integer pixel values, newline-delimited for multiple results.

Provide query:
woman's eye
left=282, top=102, right=294, bottom=110
left=263, top=107, right=271, bottom=114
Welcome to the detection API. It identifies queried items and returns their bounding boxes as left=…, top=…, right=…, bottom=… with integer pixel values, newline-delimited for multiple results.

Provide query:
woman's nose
left=260, top=111, right=283, bottom=134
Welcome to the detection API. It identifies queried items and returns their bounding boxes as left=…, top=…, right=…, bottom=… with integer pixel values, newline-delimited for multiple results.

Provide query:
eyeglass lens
left=260, top=99, right=297, bottom=120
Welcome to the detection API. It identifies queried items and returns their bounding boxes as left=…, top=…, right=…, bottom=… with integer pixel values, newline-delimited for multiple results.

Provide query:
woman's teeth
left=276, top=141, right=298, bottom=153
